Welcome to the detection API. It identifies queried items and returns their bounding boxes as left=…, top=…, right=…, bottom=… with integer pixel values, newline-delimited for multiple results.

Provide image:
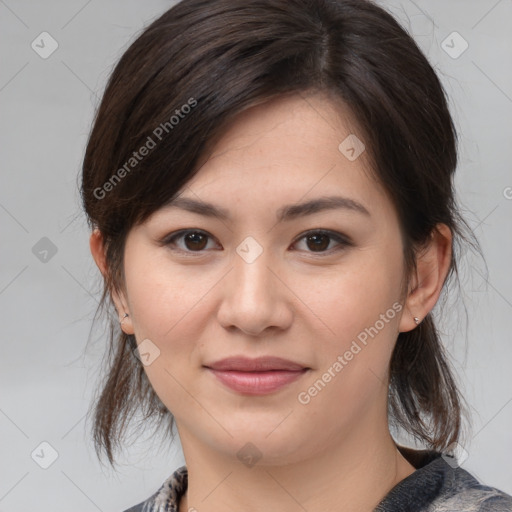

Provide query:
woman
left=82, top=0, right=512, bottom=510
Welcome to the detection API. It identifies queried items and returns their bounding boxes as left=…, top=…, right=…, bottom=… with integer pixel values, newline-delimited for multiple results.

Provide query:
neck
left=177, top=418, right=416, bottom=512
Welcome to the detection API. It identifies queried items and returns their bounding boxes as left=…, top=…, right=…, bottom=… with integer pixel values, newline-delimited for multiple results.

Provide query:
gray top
left=123, top=447, right=512, bottom=511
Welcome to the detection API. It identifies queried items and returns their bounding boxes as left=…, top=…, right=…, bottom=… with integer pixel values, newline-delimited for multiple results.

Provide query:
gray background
left=1, top=0, right=511, bottom=510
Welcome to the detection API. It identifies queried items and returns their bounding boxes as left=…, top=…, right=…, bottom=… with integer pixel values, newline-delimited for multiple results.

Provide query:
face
left=111, top=92, right=411, bottom=465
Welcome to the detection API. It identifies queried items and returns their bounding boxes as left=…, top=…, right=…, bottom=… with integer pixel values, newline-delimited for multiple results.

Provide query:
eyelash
left=160, top=229, right=352, bottom=257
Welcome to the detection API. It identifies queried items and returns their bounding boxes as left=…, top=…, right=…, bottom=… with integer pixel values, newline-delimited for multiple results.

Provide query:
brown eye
left=163, top=230, right=218, bottom=254
left=293, top=230, right=351, bottom=254
left=305, top=233, right=330, bottom=252
left=183, top=231, right=208, bottom=251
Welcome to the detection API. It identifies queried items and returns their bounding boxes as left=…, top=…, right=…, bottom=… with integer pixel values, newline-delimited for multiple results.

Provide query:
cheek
left=293, top=265, right=403, bottom=430
left=299, top=252, right=404, bottom=409
left=124, top=245, right=217, bottom=340
left=123, top=232, right=404, bottom=414
left=123, top=257, right=246, bottom=402
left=126, top=240, right=404, bottom=360
left=123, top=259, right=215, bottom=412
left=298, top=252, right=404, bottom=345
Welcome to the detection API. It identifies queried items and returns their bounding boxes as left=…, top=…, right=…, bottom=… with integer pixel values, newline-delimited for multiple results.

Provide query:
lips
left=205, top=356, right=307, bottom=372
left=204, top=356, right=310, bottom=395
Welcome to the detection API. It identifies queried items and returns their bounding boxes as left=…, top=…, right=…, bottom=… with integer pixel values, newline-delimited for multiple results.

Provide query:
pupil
left=308, top=234, right=329, bottom=251
left=186, top=232, right=207, bottom=250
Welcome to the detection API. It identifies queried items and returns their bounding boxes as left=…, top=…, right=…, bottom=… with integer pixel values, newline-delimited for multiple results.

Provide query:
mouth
left=204, top=356, right=310, bottom=395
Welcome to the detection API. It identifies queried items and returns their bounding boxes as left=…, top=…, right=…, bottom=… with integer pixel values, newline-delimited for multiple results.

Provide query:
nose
left=216, top=248, right=293, bottom=337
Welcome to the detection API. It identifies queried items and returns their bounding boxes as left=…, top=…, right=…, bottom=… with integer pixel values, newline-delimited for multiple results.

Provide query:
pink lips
left=204, top=356, right=309, bottom=395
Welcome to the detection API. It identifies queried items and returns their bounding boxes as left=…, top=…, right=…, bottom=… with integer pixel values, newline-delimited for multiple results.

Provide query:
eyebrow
left=163, top=195, right=371, bottom=222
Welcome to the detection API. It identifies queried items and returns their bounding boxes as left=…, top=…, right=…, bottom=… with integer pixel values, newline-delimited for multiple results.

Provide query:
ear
left=89, top=228, right=134, bottom=335
left=399, top=223, right=452, bottom=333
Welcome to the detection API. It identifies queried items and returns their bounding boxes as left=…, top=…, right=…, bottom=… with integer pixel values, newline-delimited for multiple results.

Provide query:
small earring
left=120, top=313, right=129, bottom=324
left=414, top=317, right=420, bottom=325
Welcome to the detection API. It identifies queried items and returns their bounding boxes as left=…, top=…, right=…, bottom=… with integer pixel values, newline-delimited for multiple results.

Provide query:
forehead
left=180, top=91, right=385, bottom=212
left=208, top=91, right=363, bottom=160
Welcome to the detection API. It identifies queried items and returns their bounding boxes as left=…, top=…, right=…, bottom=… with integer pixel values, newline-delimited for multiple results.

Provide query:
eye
left=292, top=230, right=352, bottom=254
left=162, top=229, right=219, bottom=254
left=160, top=228, right=352, bottom=256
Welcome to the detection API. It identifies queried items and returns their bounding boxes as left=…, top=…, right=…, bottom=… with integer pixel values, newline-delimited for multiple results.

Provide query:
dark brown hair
left=81, top=0, right=480, bottom=467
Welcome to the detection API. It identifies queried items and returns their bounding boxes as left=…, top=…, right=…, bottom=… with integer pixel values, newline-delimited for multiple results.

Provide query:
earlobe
left=89, top=229, right=134, bottom=335
left=399, top=224, right=452, bottom=333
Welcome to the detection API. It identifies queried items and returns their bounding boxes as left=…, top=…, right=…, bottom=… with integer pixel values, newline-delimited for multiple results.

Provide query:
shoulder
left=121, top=465, right=188, bottom=512
left=433, top=484, right=512, bottom=511
left=432, top=462, right=512, bottom=511
left=376, top=447, right=512, bottom=511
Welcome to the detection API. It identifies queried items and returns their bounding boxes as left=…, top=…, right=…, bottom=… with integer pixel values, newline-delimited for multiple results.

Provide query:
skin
left=90, top=91, right=452, bottom=512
